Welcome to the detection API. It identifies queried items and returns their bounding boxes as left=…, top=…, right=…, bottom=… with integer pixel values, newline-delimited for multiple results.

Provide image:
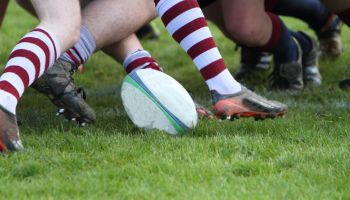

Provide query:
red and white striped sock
left=0, top=27, right=61, bottom=114
left=123, top=50, right=162, bottom=74
left=61, top=25, right=95, bottom=66
left=155, top=0, right=241, bottom=95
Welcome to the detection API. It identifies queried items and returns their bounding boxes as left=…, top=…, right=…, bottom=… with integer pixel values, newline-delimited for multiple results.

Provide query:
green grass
left=1, top=2, right=350, bottom=199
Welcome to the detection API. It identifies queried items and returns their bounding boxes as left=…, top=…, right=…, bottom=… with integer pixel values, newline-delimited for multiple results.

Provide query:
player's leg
left=17, top=0, right=151, bottom=69
left=57, top=0, right=155, bottom=69
left=231, top=0, right=319, bottom=90
left=31, top=0, right=81, bottom=51
left=15, top=0, right=96, bottom=125
left=234, top=0, right=337, bottom=83
left=154, top=0, right=287, bottom=120
left=254, top=0, right=324, bottom=85
left=205, top=0, right=317, bottom=90
left=155, top=0, right=241, bottom=95
left=204, top=0, right=301, bottom=89
left=84, top=0, right=155, bottom=50
left=201, top=1, right=273, bottom=83
left=272, top=0, right=342, bottom=57
left=64, top=0, right=158, bottom=72
left=102, top=34, right=162, bottom=73
left=0, top=0, right=81, bottom=152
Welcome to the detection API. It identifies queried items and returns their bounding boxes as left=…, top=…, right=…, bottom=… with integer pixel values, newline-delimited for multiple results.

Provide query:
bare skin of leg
left=102, top=34, right=144, bottom=64
left=81, top=0, right=155, bottom=50
left=31, top=0, right=81, bottom=51
left=203, top=0, right=272, bottom=48
left=17, top=0, right=156, bottom=63
left=0, top=0, right=9, bottom=28
left=321, top=0, right=350, bottom=13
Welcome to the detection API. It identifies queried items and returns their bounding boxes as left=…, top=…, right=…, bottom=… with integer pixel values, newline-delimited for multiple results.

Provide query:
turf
left=1, top=2, right=350, bottom=199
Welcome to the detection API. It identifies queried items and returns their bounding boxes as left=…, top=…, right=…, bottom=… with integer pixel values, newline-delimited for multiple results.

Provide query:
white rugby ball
left=121, top=69, right=198, bottom=135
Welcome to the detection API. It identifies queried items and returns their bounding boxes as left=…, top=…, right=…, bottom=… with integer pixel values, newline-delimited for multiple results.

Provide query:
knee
left=224, top=20, right=268, bottom=47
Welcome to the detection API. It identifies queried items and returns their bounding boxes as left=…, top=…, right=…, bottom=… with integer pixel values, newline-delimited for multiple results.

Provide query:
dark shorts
left=198, top=0, right=278, bottom=11
left=80, top=0, right=93, bottom=8
left=197, top=0, right=216, bottom=8
left=265, top=0, right=278, bottom=12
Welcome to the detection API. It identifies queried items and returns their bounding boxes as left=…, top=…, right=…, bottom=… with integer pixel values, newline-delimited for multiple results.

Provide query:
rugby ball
left=121, top=69, right=198, bottom=135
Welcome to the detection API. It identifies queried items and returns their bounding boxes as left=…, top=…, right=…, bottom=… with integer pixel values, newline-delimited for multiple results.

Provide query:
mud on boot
left=31, top=59, right=96, bottom=125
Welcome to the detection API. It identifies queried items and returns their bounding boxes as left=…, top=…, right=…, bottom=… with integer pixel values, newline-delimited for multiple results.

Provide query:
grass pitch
left=1, top=2, right=350, bottom=199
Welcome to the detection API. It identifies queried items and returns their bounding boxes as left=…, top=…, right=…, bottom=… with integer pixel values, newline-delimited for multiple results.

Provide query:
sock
left=123, top=50, right=162, bottom=74
left=257, top=12, right=298, bottom=63
left=337, top=8, right=350, bottom=27
left=0, top=27, right=61, bottom=114
left=291, top=31, right=313, bottom=55
left=273, top=0, right=331, bottom=33
left=155, top=0, right=241, bottom=95
left=61, top=25, right=96, bottom=66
